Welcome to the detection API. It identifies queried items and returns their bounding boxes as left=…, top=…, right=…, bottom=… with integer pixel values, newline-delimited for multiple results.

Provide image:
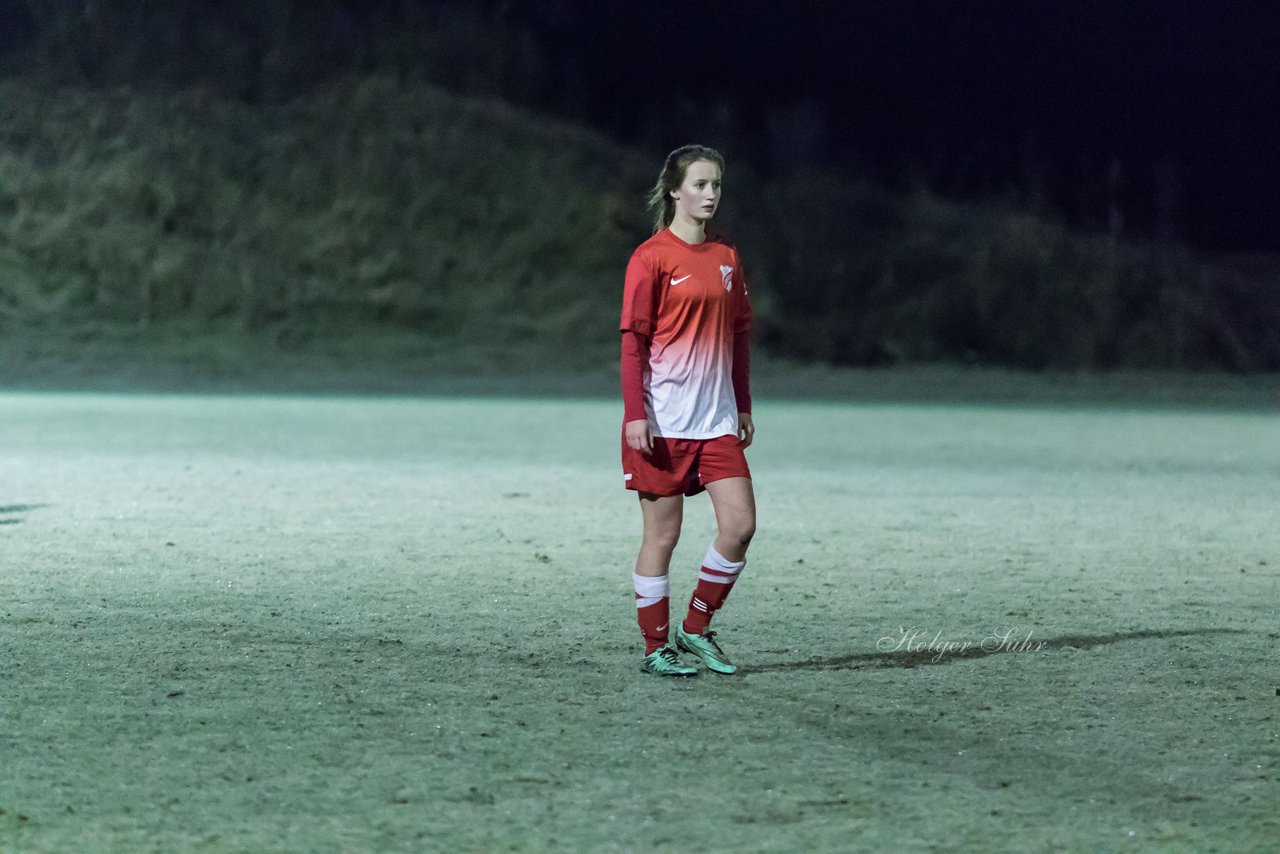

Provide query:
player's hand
left=625, top=419, right=654, bottom=456
left=738, top=412, right=755, bottom=448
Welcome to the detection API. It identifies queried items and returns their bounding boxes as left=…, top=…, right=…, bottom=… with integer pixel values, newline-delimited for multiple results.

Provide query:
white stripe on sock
left=703, top=544, right=745, bottom=576
left=633, top=572, right=669, bottom=608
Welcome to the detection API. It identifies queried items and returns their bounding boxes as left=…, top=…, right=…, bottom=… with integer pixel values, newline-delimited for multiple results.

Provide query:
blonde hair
left=646, top=144, right=726, bottom=234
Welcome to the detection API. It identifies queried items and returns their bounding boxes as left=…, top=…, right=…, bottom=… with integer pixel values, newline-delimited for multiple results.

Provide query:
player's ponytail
left=647, top=144, right=726, bottom=234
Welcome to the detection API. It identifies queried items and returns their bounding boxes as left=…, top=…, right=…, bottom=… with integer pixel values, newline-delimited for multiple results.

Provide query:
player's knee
left=644, top=523, right=682, bottom=554
left=725, top=515, right=755, bottom=548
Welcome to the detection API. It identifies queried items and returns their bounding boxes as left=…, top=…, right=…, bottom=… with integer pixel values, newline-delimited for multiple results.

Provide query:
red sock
left=633, top=572, right=670, bottom=654
left=683, top=544, right=745, bottom=635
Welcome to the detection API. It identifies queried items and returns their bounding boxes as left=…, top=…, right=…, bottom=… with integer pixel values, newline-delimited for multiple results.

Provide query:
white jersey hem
left=649, top=427, right=738, bottom=441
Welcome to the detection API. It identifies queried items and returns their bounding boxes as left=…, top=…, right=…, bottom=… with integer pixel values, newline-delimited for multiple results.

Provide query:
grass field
left=1, top=389, right=1277, bottom=852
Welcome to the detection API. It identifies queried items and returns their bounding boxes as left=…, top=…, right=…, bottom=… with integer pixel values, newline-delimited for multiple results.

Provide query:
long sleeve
left=620, top=250, right=658, bottom=337
left=732, top=328, right=751, bottom=415
left=621, top=329, right=650, bottom=423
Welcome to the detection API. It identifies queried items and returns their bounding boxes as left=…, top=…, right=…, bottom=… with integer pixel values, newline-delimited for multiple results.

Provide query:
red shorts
left=622, top=432, right=751, bottom=497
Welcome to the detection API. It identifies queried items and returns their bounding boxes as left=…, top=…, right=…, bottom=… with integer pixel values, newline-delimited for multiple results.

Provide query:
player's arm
left=732, top=252, right=754, bottom=448
left=622, top=330, right=653, bottom=455
left=621, top=249, right=658, bottom=455
left=733, top=330, right=753, bottom=448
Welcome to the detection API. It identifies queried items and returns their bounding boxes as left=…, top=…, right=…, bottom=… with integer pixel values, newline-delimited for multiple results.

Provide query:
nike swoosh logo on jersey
left=670, top=275, right=691, bottom=286
left=655, top=624, right=668, bottom=633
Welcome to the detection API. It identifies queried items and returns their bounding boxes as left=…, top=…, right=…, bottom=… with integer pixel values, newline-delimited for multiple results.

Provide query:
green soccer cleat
left=640, top=644, right=698, bottom=677
left=675, top=625, right=737, bottom=674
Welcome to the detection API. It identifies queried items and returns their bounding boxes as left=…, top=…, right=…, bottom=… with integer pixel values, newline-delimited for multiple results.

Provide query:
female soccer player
left=620, top=144, right=755, bottom=677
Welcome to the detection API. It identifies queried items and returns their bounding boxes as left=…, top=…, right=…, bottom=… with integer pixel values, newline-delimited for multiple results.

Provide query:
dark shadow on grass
left=0, top=503, right=50, bottom=525
left=744, top=627, right=1247, bottom=674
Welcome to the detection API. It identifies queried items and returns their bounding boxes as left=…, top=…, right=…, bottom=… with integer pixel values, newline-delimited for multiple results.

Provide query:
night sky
left=528, top=0, right=1279, bottom=253
left=1, top=0, right=1276, bottom=252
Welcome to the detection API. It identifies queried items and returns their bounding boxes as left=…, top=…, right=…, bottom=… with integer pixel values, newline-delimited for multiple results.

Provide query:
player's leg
left=635, top=491, right=696, bottom=676
left=676, top=438, right=754, bottom=674
left=705, top=474, right=756, bottom=564
left=623, top=432, right=699, bottom=675
left=636, top=490, right=684, bottom=578
left=679, top=475, right=752, bottom=630
left=634, top=490, right=683, bottom=647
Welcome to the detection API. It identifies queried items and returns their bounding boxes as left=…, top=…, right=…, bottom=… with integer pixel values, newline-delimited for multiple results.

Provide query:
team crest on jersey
left=719, top=265, right=734, bottom=291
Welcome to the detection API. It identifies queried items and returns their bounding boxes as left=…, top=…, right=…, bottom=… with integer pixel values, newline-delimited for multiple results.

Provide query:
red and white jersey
left=620, top=228, right=753, bottom=439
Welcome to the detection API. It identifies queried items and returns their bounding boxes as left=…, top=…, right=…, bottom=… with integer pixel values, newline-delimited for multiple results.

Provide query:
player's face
left=670, top=159, right=722, bottom=223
